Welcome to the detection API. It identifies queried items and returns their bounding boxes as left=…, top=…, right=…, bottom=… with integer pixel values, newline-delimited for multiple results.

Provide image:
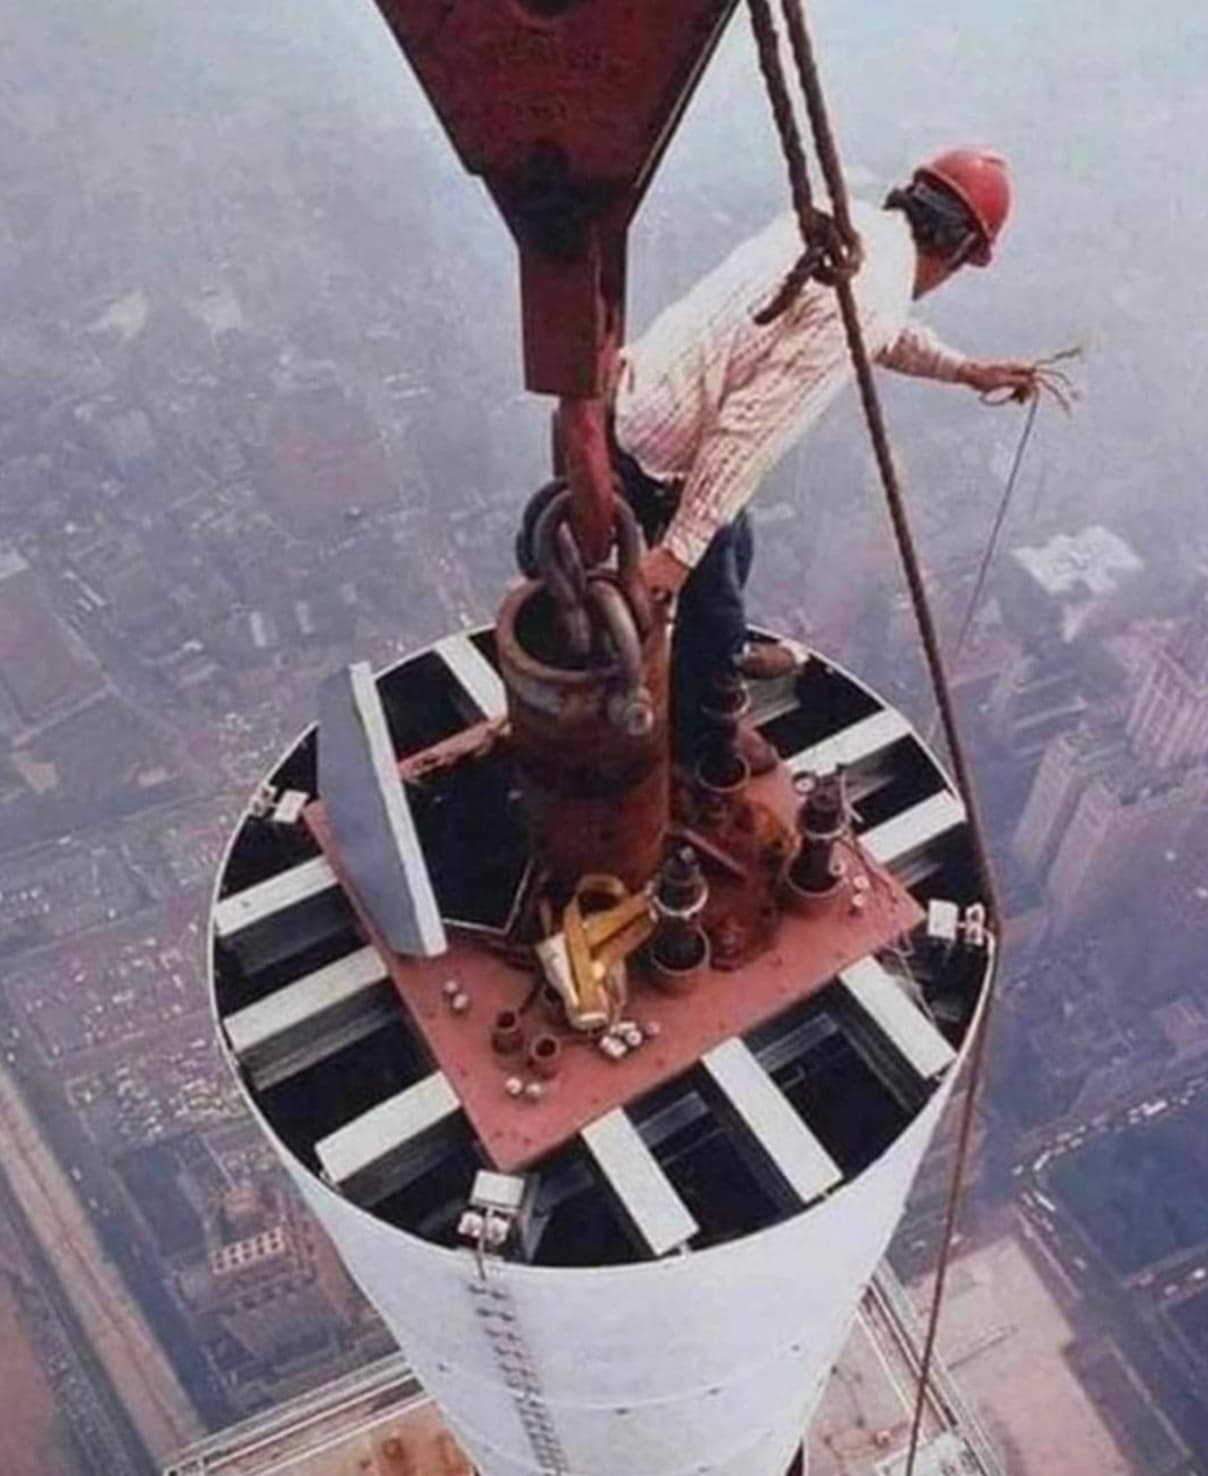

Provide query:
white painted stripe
left=316, top=1073, right=460, bottom=1189
left=436, top=633, right=507, bottom=721
left=861, top=790, right=966, bottom=866
left=703, top=1038, right=841, bottom=1204
left=581, top=1109, right=698, bottom=1258
left=223, top=947, right=387, bottom=1063
left=214, top=854, right=337, bottom=939
left=840, top=957, right=956, bottom=1080
left=786, top=708, right=912, bottom=778
left=347, top=663, right=447, bottom=957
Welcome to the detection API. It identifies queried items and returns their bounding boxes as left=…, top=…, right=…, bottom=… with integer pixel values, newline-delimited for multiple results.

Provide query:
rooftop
left=165, top=1267, right=1008, bottom=1476
left=1013, top=527, right=1143, bottom=601
left=162, top=1356, right=462, bottom=1476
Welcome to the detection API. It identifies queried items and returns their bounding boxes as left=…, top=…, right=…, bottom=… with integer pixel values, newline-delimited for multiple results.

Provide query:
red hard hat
left=913, top=149, right=1011, bottom=266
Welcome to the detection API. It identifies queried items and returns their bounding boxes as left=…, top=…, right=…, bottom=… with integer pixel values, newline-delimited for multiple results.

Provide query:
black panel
left=259, top=1016, right=433, bottom=1172
left=762, top=661, right=880, bottom=753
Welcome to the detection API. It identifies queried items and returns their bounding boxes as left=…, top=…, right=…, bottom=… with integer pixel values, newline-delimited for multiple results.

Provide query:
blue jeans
left=614, top=447, right=753, bottom=748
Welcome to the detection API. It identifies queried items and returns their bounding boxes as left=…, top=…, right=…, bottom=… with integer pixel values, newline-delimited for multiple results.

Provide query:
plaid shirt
left=614, top=201, right=969, bottom=567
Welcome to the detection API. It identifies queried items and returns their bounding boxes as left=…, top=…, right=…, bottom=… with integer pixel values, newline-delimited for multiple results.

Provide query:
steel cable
left=745, top=4, right=1008, bottom=1473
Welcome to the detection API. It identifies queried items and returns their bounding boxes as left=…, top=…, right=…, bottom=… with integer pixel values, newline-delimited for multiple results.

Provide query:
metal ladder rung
left=581, top=1109, right=698, bottom=1258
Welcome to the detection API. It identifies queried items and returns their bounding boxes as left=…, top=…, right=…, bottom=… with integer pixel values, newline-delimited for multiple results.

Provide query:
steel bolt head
left=458, top=1210, right=484, bottom=1239
left=714, top=917, right=745, bottom=959
left=608, top=688, right=656, bottom=738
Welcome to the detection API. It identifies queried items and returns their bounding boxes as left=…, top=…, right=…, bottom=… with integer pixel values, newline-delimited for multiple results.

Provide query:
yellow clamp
left=535, top=875, right=656, bottom=1032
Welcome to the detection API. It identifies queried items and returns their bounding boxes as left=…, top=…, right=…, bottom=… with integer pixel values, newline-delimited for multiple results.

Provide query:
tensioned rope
left=943, top=348, right=1081, bottom=684
left=743, top=3, right=1008, bottom=1472
left=922, top=393, right=1042, bottom=751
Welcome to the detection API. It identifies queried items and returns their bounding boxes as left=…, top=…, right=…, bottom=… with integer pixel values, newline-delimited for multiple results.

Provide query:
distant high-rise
left=986, top=646, right=1087, bottom=762
left=1047, top=760, right=1207, bottom=933
left=1128, top=590, right=1208, bottom=769
left=1011, top=723, right=1126, bottom=879
left=180, top=1180, right=360, bottom=1376
left=999, top=526, right=1145, bottom=647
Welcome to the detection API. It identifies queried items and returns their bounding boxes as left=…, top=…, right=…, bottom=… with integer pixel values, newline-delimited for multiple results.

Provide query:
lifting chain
left=516, top=479, right=656, bottom=737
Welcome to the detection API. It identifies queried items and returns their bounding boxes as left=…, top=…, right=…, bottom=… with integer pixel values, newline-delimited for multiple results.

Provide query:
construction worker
left=612, top=149, right=1036, bottom=774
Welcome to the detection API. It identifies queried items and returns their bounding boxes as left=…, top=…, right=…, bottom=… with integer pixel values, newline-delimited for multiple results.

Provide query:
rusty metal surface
left=305, top=767, right=923, bottom=1175
left=556, top=396, right=616, bottom=567
left=368, top=0, right=739, bottom=572
left=367, top=0, right=738, bottom=395
left=496, top=579, right=670, bottom=894
left=397, top=718, right=505, bottom=784
left=670, top=765, right=799, bottom=969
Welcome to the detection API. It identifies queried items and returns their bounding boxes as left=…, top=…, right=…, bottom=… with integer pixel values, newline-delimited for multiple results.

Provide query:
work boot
left=737, top=722, right=778, bottom=776
left=737, top=641, right=798, bottom=681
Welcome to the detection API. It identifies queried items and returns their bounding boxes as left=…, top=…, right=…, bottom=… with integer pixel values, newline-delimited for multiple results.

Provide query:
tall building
left=179, top=1180, right=361, bottom=1380
left=1013, top=583, right=1208, bottom=936
left=1011, top=723, right=1126, bottom=879
left=986, top=645, right=1087, bottom=763
left=163, top=1354, right=470, bottom=1476
left=1047, top=759, right=1207, bottom=933
left=1000, top=526, right=1145, bottom=647
left=1128, top=590, right=1208, bottom=769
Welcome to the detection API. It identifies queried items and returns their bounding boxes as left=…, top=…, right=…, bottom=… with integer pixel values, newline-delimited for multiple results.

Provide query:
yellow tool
left=535, top=875, right=656, bottom=1032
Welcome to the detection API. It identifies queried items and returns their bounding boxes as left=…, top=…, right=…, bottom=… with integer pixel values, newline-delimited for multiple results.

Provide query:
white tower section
left=211, top=629, right=992, bottom=1476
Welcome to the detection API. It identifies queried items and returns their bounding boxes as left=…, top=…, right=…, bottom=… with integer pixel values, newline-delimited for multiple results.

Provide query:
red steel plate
left=305, top=765, right=923, bottom=1172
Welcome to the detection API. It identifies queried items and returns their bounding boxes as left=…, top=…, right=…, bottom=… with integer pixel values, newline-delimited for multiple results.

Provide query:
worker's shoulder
left=849, top=198, right=908, bottom=254
left=759, top=196, right=906, bottom=263
left=697, top=197, right=907, bottom=308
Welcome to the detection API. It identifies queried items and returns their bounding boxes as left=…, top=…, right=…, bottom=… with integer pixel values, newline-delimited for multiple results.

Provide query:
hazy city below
left=1, top=1, right=1208, bottom=1473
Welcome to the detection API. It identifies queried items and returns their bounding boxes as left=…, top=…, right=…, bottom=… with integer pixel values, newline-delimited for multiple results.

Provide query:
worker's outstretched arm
left=880, top=322, right=1035, bottom=395
left=877, top=322, right=969, bottom=381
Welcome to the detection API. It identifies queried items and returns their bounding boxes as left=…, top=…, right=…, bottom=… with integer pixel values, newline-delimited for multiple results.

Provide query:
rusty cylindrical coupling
left=649, top=846, right=710, bottom=990
left=491, top=1009, right=524, bottom=1055
left=694, top=673, right=751, bottom=803
left=783, top=767, right=847, bottom=914
left=527, top=1032, right=563, bottom=1079
left=496, top=578, right=670, bottom=895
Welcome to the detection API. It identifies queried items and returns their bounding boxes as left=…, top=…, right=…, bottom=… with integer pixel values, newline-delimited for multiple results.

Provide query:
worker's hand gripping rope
left=975, top=344, right=1083, bottom=413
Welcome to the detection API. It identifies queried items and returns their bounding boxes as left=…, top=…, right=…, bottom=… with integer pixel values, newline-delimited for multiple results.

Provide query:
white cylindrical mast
left=211, top=633, right=991, bottom=1476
